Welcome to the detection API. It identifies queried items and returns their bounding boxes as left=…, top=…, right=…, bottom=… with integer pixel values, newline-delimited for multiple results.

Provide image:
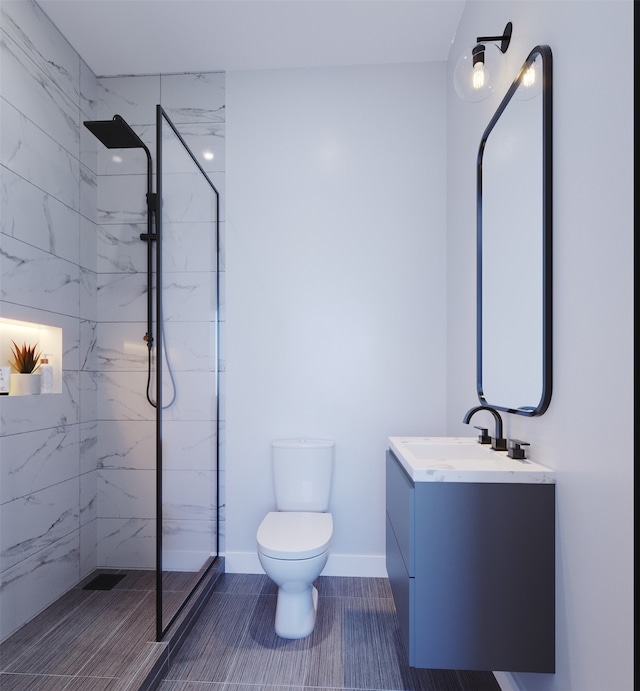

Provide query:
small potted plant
left=8, top=340, right=42, bottom=395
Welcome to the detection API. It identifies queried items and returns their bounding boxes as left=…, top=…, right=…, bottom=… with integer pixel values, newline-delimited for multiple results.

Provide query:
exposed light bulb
left=203, top=150, right=214, bottom=161
left=454, top=42, right=504, bottom=103
left=472, top=63, right=487, bottom=90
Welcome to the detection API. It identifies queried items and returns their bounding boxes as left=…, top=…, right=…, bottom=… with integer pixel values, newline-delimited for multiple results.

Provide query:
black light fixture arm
left=476, top=21, right=513, bottom=54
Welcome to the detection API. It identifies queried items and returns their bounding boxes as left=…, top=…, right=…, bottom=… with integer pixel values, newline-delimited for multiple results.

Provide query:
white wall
left=224, top=63, right=448, bottom=575
left=446, top=3, right=633, bottom=691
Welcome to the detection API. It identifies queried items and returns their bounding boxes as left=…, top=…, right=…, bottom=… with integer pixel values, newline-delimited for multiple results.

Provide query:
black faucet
left=462, top=405, right=508, bottom=451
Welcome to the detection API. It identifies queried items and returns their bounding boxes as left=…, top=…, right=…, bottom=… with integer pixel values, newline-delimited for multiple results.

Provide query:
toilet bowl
left=257, top=511, right=333, bottom=639
left=256, top=439, right=334, bottom=639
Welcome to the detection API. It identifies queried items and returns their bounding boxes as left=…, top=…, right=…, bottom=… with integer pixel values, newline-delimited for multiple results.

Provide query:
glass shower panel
left=156, top=106, right=220, bottom=638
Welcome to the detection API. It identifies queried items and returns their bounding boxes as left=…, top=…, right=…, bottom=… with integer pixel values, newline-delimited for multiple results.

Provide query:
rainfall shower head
left=84, top=114, right=146, bottom=149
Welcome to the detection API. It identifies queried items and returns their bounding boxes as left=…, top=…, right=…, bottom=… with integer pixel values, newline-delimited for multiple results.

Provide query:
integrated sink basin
left=401, top=440, right=498, bottom=461
left=388, top=436, right=555, bottom=483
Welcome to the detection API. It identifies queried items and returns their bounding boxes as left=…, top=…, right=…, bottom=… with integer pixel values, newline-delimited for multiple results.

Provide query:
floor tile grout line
left=0, top=671, right=101, bottom=684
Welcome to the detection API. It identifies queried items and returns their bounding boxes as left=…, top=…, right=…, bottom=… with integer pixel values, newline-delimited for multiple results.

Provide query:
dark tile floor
left=157, top=573, right=502, bottom=691
left=0, top=570, right=501, bottom=691
left=0, top=569, right=163, bottom=690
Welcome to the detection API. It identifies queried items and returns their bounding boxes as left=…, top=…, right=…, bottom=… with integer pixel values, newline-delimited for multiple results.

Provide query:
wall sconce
left=454, top=22, right=513, bottom=102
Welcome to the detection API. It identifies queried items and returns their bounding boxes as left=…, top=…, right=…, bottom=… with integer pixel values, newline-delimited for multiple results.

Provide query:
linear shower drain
left=83, top=573, right=126, bottom=590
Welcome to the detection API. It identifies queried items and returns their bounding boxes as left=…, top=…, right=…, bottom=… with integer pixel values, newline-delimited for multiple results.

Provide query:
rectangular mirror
left=476, top=45, right=553, bottom=416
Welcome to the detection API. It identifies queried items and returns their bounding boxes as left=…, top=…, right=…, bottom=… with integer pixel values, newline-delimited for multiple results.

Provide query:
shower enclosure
left=155, top=105, right=220, bottom=639
left=84, top=106, right=221, bottom=640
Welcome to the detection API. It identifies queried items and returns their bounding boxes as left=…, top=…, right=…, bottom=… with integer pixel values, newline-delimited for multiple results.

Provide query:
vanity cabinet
left=385, top=449, right=555, bottom=673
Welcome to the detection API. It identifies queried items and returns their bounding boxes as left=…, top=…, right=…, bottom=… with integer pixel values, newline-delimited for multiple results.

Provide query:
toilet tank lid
left=272, top=439, right=334, bottom=448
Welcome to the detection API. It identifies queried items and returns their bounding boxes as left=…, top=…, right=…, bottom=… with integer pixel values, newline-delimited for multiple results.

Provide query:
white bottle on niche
left=40, top=355, right=54, bottom=394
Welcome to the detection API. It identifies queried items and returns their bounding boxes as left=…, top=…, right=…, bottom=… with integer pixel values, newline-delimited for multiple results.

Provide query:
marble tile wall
left=0, top=0, right=97, bottom=641
left=94, top=75, right=225, bottom=571
left=0, top=0, right=224, bottom=641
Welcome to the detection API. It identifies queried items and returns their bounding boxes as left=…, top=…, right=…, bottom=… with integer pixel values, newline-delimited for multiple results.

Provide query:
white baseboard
left=224, top=551, right=263, bottom=574
left=224, top=551, right=387, bottom=577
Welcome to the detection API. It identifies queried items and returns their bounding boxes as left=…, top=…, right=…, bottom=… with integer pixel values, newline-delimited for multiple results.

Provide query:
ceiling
left=35, top=0, right=466, bottom=77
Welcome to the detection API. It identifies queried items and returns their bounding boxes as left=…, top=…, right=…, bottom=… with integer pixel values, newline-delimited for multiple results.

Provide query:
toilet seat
left=257, top=511, right=332, bottom=560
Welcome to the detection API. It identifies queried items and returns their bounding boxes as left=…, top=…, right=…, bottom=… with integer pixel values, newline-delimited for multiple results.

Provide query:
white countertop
left=388, top=436, right=556, bottom=484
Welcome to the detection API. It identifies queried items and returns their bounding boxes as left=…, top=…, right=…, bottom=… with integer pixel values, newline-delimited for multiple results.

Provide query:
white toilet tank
left=272, top=439, right=334, bottom=512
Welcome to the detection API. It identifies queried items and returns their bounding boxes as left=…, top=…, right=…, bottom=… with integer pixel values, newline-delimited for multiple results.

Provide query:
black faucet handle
left=473, top=425, right=492, bottom=444
left=507, top=439, right=530, bottom=459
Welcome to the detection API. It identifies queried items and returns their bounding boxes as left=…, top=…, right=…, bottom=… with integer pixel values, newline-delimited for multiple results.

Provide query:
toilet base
left=275, top=584, right=319, bottom=639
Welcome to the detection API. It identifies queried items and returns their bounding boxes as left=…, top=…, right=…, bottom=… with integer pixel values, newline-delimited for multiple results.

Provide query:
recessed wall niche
left=0, top=318, right=63, bottom=395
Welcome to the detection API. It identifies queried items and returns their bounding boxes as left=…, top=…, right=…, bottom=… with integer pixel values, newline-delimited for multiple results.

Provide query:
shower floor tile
left=0, top=562, right=222, bottom=691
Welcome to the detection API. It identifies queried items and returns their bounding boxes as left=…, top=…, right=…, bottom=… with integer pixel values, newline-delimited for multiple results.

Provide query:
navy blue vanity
left=385, top=437, right=555, bottom=673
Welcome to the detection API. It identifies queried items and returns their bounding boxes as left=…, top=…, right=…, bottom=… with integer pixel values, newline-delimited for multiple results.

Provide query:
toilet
left=257, top=438, right=334, bottom=639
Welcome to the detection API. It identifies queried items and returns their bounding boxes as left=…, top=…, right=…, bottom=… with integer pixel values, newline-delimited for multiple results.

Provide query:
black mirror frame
left=476, top=45, right=553, bottom=416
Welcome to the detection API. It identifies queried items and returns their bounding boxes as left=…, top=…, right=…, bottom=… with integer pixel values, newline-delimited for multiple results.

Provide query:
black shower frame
left=154, top=105, right=221, bottom=641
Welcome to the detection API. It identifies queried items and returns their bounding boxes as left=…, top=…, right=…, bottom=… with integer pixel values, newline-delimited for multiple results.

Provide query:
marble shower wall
left=95, top=74, right=225, bottom=570
left=0, top=0, right=225, bottom=641
left=0, top=0, right=98, bottom=641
